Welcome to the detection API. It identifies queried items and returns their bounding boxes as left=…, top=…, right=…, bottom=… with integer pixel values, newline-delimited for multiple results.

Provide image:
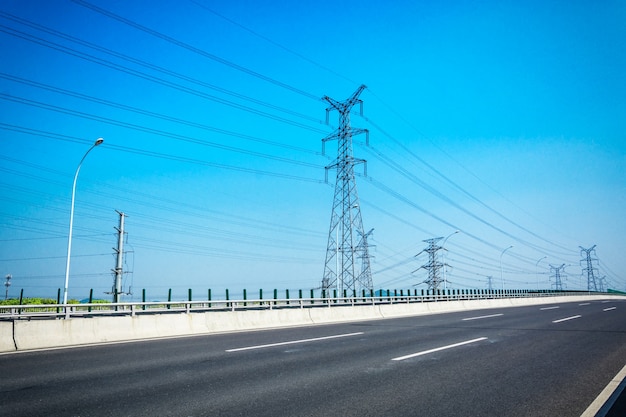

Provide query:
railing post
left=142, top=288, right=146, bottom=311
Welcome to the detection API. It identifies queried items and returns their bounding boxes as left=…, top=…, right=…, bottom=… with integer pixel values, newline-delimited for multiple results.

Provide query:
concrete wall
left=3, top=295, right=624, bottom=352
left=0, top=321, right=14, bottom=352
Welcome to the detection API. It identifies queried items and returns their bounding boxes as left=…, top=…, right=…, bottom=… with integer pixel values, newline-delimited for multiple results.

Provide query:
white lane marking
left=579, top=303, right=591, bottom=306
left=225, top=332, right=364, bottom=352
left=580, top=363, right=626, bottom=417
left=391, top=337, right=487, bottom=361
left=601, top=300, right=611, bottom=303
left=462, top=313, right=503, bottom=321
left=603, top=307, right=617, bottom=312
left=552, top=315, right=581, bottom=323
left=540, top=306, right=560, bottom=310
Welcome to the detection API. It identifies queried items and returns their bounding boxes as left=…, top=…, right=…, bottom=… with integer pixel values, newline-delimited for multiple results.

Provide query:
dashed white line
left=579, top=303, right=591, bottom=306
left=462, top=313, right=503, bottom=321
left=392, top=337, right=488, bottom=361
left=552, top=315, right=582, bottom=323
left=603, top=307, right=616, bottom=312
left=225, top=332, right=364, bottom=352
left=601, top=300, right=611, bottom=303
left=540, top=306, right=560, bottom=310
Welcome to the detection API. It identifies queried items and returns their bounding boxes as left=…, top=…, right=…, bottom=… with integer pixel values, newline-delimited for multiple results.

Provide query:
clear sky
left=1, top=0, right=624, bottom=301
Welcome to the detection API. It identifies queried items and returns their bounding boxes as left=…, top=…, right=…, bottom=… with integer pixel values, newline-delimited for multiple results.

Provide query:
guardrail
left=0, top=289, right=594, bottom=320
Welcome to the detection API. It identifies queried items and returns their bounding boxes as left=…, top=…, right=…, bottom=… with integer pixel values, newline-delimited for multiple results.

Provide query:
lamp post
left=63, top=138, right=104, bottom=305
left=499, top=245, right=513, bottom=291
left=535, top=256, right=547, bottom=291
left=442, top=230, right=460, bottom=291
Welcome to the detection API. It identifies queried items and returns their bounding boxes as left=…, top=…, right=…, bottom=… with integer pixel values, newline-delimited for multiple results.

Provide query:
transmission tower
left=549, top=264, right=566, bottom=291
left=108, top=211, right=132, bottom=302
left=415, top=237, right=444, bottom=291
left=321, top=85, right=373, bottom=294
left=580, top=245, right=599, bottom=292
left=486, top=276, right=494, bottom=291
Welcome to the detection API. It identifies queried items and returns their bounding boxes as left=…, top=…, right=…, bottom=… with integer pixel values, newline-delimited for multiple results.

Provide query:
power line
left=188, top=0, right=359, bottom=87
left=0, top=72, right=322, bottom=155
left=360, top=114, right=576, bottom=256
left=71, top=0, right=322, bottom=101
left=0, top=23, right=326, bottom=133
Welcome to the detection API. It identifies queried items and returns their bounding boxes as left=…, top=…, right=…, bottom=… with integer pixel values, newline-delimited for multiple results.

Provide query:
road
left=1, top=299, right=625, bottom=416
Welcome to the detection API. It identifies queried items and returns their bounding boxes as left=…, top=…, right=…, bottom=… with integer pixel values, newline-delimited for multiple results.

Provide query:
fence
left=0, top=288, right=592, bottom=320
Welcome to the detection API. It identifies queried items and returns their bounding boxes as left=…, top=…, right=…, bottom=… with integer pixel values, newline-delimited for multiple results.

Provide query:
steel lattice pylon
left=321, top=85, right=373, bottom=294
left=580, top=245, right=599, bottom=292
left=415, top=237, right=444, bottom=291
left=549, top=263, right=566, bottom=291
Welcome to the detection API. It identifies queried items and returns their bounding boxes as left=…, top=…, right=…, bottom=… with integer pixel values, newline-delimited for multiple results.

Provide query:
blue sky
left=1, top=0, right=624, bottom=301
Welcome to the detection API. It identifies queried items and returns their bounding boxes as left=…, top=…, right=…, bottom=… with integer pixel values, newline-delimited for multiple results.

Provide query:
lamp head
left=95, top=138, right=104, bottom=146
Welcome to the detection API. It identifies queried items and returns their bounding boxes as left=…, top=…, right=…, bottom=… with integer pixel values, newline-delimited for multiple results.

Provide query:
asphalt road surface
left=1, top=299, right=625, bottom=416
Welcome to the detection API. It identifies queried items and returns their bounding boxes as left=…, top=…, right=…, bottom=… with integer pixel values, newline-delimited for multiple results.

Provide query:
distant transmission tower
left=580, top=245, right=599, bottom=292
left=486, top=276, right=494, bottom=291
left=321, top=85, right=373, bottom=294
left=415, top=237, right=444, bottom=291
left=549, top=264, right=566, bottom=291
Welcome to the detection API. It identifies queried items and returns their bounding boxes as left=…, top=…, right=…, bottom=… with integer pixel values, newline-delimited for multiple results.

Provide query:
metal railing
left=0, top=289, right=594, bottom=320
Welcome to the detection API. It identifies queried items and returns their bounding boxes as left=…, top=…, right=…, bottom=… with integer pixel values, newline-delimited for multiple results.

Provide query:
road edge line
left=580, top=363, right=626, bottom=417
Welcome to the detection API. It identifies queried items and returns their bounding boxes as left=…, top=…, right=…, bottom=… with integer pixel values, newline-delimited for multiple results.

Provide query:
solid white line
left=391, top=337, right=487, bottom=361
left=540, top=306, right=560, bottom=310
left=603, top=307, right=617, bottom=312
left=552, top=315, right=581, bottom=323
left=462, top=313, right=503, bottom=321
left=580, top=363, right=626, bottom=417
left=225, top=332, right=364, bottom=352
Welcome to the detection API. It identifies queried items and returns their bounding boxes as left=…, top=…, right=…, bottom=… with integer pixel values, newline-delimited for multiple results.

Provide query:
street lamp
left=500, top=245, right=513, bottom=291
left=63, top=138, right=104, bottom=305
left=535, top=256, right=547, bottom=291
left=442, top=230, right=460, bottom=291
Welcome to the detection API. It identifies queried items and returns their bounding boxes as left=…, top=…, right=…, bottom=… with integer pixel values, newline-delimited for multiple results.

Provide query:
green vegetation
left=0, top=297, right=62, bottom=306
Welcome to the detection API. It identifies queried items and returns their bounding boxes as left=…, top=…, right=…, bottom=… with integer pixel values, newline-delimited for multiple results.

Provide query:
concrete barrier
left=427, top=300, right=466, bottom=313
left=4, top=295, right=624, bottom=352
left=378, top=302, right=430, bottom=318
left=309, top=305, right=381, bottom=323
left=0, top=321, right=14, bottom=352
